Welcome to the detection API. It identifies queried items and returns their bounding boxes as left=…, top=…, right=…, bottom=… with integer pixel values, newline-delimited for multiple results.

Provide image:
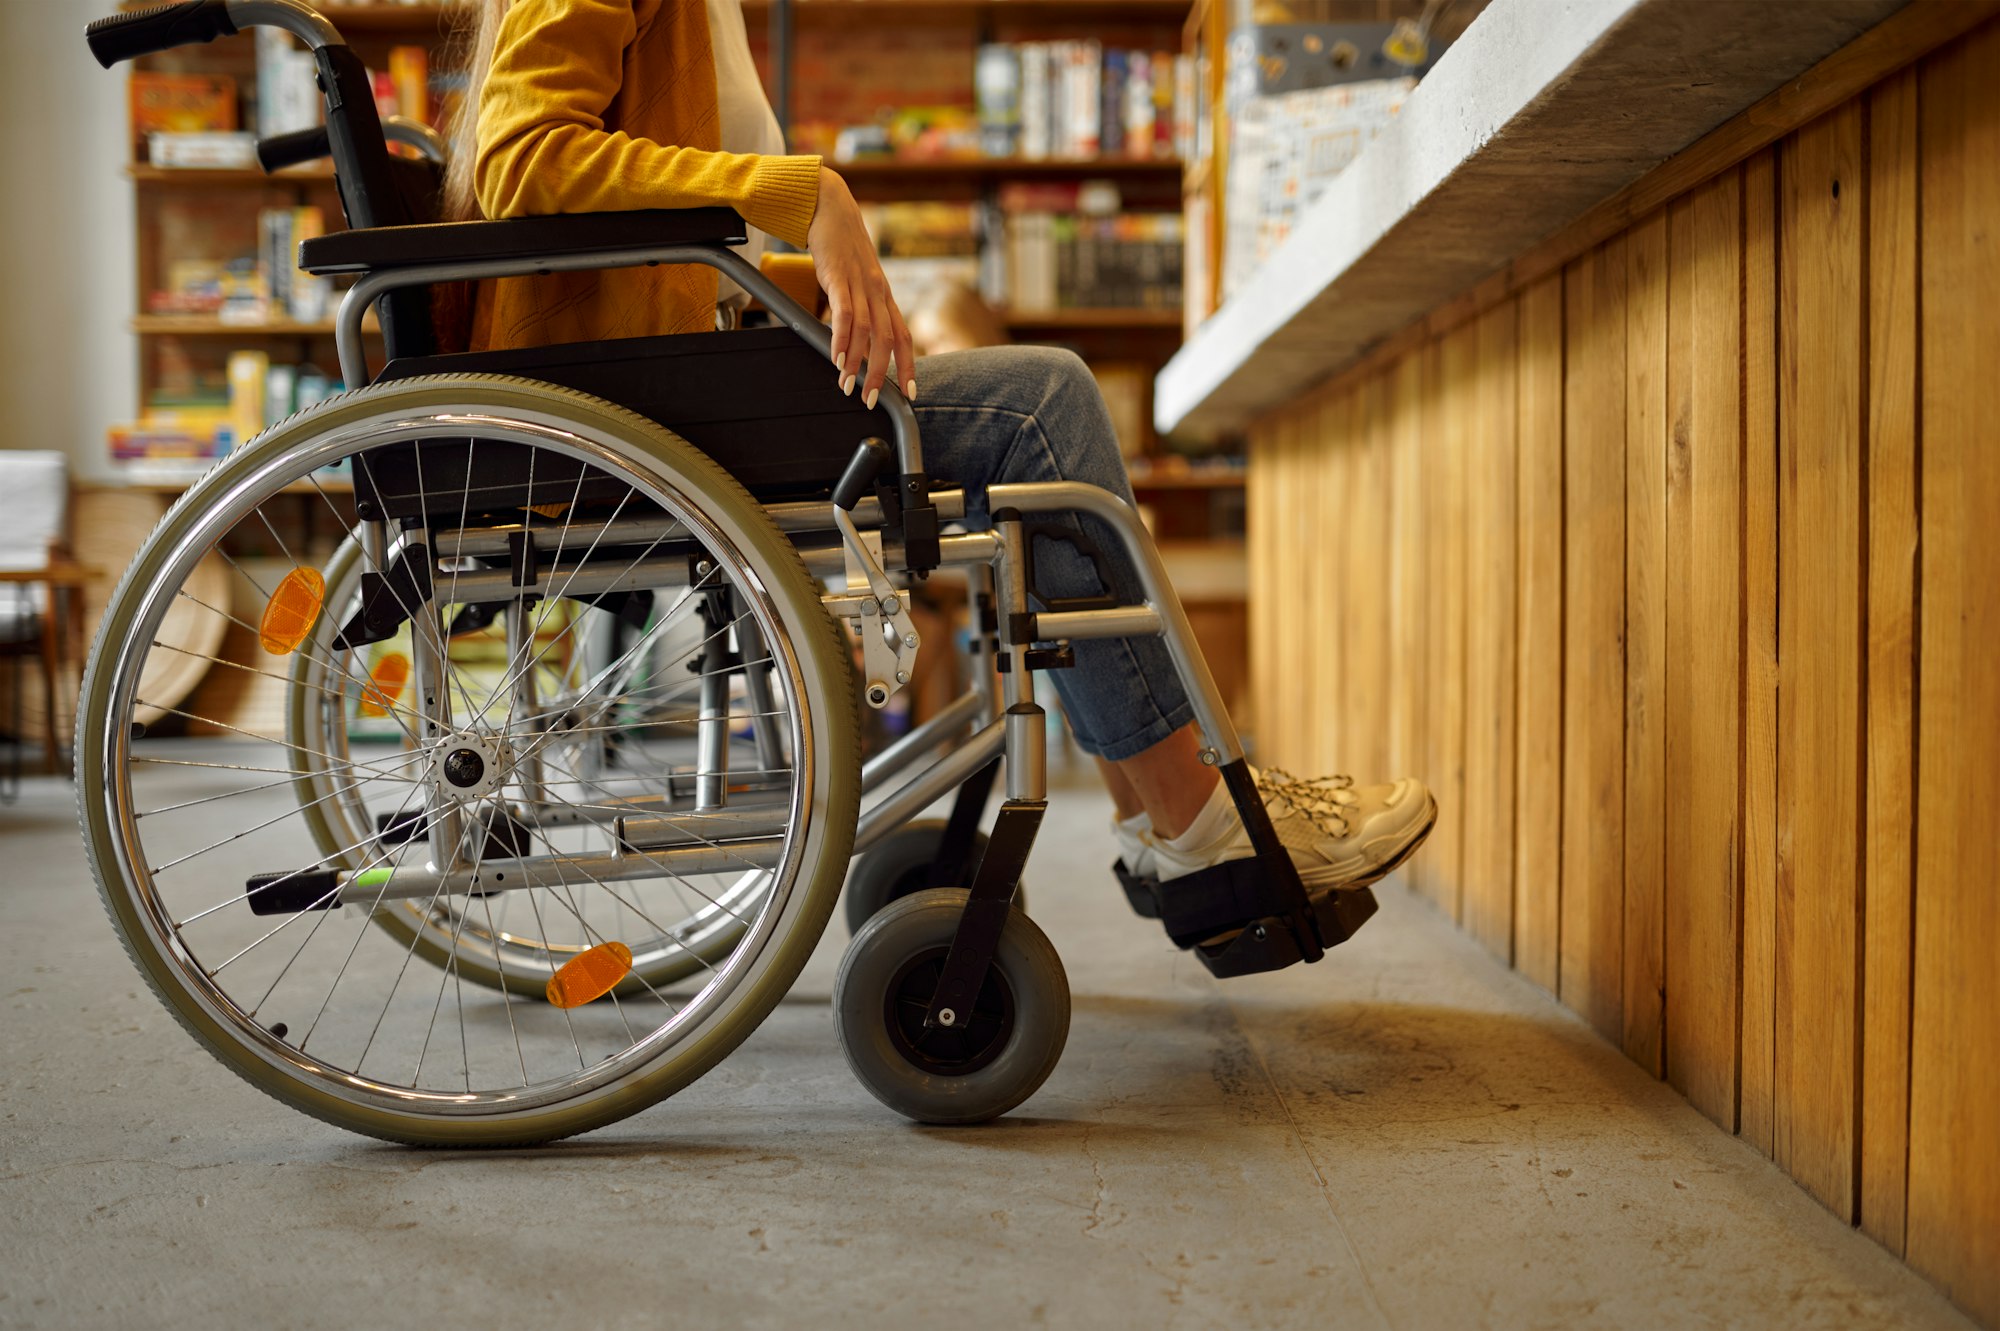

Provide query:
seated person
left=451, top=0, right=1435, bottom=922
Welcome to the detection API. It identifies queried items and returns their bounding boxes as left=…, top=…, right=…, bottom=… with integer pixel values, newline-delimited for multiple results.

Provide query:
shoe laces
left=1256, top=768, right=1357, bottom=838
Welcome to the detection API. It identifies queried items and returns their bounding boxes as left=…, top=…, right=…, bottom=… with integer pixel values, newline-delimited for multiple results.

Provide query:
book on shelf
left=257, top=206, right=333, bottom=324
left=256, top=29, right=321, bottom=139
left=146, top=132, right=259, bottom=170
left=129, top=73, right=237, bottom=161
left=389, top=45, right=430, bottom=123
left=986, top=183, right=1183, bottom=314
left=977, top=42, right=1189, bottom=163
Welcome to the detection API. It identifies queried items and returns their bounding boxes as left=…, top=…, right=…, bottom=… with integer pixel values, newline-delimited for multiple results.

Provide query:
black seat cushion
left=370, top=326, right=896, bottom=507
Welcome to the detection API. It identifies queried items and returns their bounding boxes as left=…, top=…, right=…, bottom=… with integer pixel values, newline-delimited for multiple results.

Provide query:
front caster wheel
left=843, top=820, right=1028, bottom=935
left=835, top=888, right=1068, bottom=1124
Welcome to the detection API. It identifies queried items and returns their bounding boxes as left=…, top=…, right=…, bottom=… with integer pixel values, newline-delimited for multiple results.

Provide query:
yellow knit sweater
left=470, top=0, right=824, bottom=350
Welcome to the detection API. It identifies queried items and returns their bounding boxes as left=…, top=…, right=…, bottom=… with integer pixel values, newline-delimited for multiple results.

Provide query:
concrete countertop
left=1155, top=0, right=1907, bottom=438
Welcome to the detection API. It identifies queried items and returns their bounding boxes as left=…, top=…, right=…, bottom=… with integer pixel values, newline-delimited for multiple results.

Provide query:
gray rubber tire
left=77, top=374, right=861, bottom=1147
left=843, top=820, right=1028, bottom=935
left=835, top=887, right=1068, bottom=1124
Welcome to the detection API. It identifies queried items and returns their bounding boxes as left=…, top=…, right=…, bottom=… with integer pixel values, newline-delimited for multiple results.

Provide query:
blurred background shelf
left=129, top=316, right=376, bottom=337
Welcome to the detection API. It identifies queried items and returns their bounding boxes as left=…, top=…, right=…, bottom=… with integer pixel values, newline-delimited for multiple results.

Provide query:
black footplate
left=1110, top=854, right=1379, bottom=979
left=1192, top=885, right=1378, bottom=979
left=1111, top=858, right=1161, bottom=919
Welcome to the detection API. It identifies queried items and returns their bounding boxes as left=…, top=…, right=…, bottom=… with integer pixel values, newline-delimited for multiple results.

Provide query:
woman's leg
left=910, top=346, right=1434, bottom=887
left=911, top=346, right=1200, bottom=767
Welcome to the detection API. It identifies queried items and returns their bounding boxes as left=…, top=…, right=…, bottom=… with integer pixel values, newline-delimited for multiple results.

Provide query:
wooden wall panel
left=1248, top=411, right=1275, bottom=753
left=1408, top=339, right=1456, bottom=911
left=1461, top=302, right=1520, bottom=960
left=1427, top=327, right=1475, bottom=923
left=1348, top=374, right=1392, bottom=783
left=1621, top=212, right=1668, bottom=1075
left=1560, top=241, right=1627, bottom=1041
left=1242, top=21, right=1998, bottom=1317
left=1740, top=148, right=1782, bottom=1156
left=1861, top=67, right=1919, bottom=1253
left=1387, top=355, right=1427, bottom=791
left=1514, top=275, right=1565, bottom=993
left=1777, top=101, right=1866, bottom=1217
left=1305, top=388, right=1339, bottom=775
left=1664, top=169, right=1743, bottom=1132
left=1910, top=26, right=2000, bottom=1327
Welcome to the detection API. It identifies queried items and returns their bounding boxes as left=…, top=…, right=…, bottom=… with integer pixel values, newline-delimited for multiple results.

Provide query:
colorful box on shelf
left=110, top=408, right=238, bottom=480
left=128, top=72, right=237, bottom=161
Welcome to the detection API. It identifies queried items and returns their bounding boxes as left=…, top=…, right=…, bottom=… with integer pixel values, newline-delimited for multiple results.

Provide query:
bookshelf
left=749, top=0, right=1201, bottom=463
left=124, top=3, right=465, bottom=473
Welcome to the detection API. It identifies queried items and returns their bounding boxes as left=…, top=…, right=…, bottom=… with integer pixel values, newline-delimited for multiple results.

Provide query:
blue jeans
left=911, top=345, right=1195, bottom=762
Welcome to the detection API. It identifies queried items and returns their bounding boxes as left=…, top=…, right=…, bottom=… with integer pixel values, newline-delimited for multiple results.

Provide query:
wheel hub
left=432, top=732, right=509, bottom=801
left=884, top=945, right=1015, bottom=1076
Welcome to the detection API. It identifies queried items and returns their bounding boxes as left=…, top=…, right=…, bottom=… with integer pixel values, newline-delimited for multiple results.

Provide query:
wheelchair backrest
left=306, top=35, right=445, bottom=359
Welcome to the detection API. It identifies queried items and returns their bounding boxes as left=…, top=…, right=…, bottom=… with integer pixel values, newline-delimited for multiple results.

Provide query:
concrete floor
left=0, top=760, right=1977, bottom=1331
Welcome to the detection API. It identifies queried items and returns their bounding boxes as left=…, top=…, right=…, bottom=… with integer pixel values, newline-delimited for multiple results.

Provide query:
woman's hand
left=807, top=166, right=916, bottom=408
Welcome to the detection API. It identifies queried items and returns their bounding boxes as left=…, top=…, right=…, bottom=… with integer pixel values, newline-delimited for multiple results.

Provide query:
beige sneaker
left=1150, top=768, right=1437, bottom=890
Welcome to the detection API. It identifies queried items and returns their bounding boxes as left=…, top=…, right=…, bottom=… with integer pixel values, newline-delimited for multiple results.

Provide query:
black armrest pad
left=297, top=207, right=750, bottom=276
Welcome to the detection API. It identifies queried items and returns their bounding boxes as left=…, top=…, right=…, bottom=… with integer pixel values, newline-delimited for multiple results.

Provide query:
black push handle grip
left=258, top=126, right=332, bottom=173
left=86, top=0, right=237, bottom=68
left=832, top=437, right=894, bottom=512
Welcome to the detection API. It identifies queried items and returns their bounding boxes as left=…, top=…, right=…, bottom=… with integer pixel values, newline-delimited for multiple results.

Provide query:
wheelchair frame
left=80, top=0, right=1379, bottom=1140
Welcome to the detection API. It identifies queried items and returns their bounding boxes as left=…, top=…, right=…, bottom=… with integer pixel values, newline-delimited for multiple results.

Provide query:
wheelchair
left=76, top=0, right=1379, bottom=1146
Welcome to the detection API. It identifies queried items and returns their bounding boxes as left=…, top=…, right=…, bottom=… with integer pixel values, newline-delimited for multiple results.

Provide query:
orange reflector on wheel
left=546, top=941, right=634, bottom=1009
left=259, top=566, right=326, bottom=656
left=358, top=652, right=411, bottom=717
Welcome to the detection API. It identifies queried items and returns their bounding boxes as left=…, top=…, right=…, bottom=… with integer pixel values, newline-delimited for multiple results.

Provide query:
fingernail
left=835, top=352, right=845, bottom=373
left=841, top=375, right=856, bottom=396
left=865, top=388, right=880, bottom=411
left=904, top=378, right=918, bottom=402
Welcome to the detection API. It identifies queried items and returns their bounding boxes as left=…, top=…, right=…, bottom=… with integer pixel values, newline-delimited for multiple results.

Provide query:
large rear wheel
left=78, top=375, right=860, bottom=1145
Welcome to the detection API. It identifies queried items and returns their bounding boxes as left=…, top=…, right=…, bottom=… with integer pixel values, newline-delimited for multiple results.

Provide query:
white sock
left=1113, top=809, right=1150, bottom=857
left=1159, top=777, right=1249, bottom=861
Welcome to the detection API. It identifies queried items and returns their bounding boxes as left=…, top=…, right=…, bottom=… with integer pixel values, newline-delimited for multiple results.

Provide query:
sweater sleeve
left=473, top=0, right=823, bottom=248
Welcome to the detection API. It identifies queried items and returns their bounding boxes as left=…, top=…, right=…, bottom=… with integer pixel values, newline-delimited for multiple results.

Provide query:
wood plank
left=1409, top=342, right=1450, bottom=911
left=1304, top=389, right=1336, bottom=771
left=1908, top=26, right=2000, bottom=1326
left=1621, top=211, right=1669, bottom=1076
left=1861, top=67, right=1919, bottom=1254
left=1776, top=101, right=1865, bottom=1219
left=1740, top=147, right=1782, bottom=1157
left=1348, top=374, right=1392, bottom=782
left=1288, top=393, right=1316, bottom=773
left=1514, top=274, right=1566, bottom=994
left=1664, top=169, right=1743, bottom=1131
left=1461, top=301, right=1520, bottom=960
left=1387, top=353, right=1428, bottom=795
left=1269, top=407, right=1306, bottom=770
left=1429, top=327, right=1476, bottom=922
left=1247, top=418, right=1275, bottom=753
left=1561, top=238, right=1629, bottom=1042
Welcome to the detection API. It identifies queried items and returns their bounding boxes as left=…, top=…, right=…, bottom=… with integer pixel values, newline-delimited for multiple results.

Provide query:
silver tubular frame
left=225, top=0, right=342, bottom=48
left=310, top=212, right=1240, bottom=899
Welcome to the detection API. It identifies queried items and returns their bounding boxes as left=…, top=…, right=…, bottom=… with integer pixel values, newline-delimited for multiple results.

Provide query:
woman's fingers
left=827, top=283, right=857, bottom=391
left=847, top=298, right=875, bottom=397
left=860, top=296, right=894, bottom=408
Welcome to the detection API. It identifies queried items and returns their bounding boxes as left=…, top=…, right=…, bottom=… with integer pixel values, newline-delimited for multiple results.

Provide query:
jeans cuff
left=1074, top=697, right=1198, bottom=763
